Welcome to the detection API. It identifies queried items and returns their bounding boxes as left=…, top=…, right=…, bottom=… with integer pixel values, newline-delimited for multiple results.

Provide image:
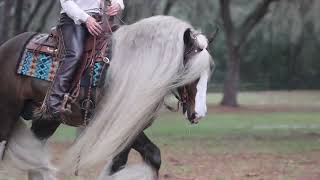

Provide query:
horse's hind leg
left=3, top=120, right=57, bottom=180
left=0, top=107, right=21, bottom=160
left=132, top=132, right=161, bottom=173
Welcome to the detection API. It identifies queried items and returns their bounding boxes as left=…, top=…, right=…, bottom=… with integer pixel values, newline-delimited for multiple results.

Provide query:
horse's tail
left=97, top=162, right=157, bottom=180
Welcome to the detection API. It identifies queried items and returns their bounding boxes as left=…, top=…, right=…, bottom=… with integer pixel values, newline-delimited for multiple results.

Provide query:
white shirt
left=60, top=0, right=125, bottom=24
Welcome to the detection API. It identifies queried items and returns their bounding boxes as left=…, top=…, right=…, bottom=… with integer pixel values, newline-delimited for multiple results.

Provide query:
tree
left=219, top=0, right=280, bottom=107
left=122, top=0, right=161, bottom=23
left=262, top=0, right=320, bottom=89
left=0, top=0, right=14, bottom=44
left=0, top=0, right=57, bottom=44
left=163, top=0, right=177, bottom=15
left=280, top=0, right=317, bottom=89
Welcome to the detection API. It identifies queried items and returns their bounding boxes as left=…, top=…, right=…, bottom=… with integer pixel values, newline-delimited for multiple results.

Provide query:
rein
left=165, top=87, right=188, bottom=112
left=164, top=91, right=181, bottom=112
left=75, top=1, right=113, bottom=175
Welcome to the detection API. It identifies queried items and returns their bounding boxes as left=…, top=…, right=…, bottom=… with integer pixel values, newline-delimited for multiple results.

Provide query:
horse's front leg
left=109, top=148, right=131, bottom=174
left=132, top=132, right=162, bottom=173
left=109, top=132, right=161, bottom=175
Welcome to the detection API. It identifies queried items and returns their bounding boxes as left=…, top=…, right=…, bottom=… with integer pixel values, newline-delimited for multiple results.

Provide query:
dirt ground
left=50, top=92, right=320, bottom=180
left=49, top=103, right=320, bottom=180
left=158, top=148, right=320, bottom=180
left=50, top=142, right=320, bottom=180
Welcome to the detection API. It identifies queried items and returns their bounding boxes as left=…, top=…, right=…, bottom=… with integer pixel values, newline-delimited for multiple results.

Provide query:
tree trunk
left=287, top=27, right=305, bottom=89
left=23, top=0, right=44, bottom=32
left=14, top=0, right=23, bottom=35
left=0, top=0, right=14, bottom=44
left=123, top=0, right=160, bottom=24
left=163, top=0, right=176, bottom=15
left=221, top=45, right=240, bottom=107
left=36, top=0, right=57, bottom=32
left=219, top=0, right=280, bottom=107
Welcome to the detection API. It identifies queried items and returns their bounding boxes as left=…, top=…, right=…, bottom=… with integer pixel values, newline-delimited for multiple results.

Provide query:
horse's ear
left=183, top=28, right=193, bottom=46
left=184, top=29, right=208, bottom=50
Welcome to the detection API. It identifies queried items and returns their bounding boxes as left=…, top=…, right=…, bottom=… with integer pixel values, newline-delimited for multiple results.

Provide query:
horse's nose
left=191, top=113, right=196, bottom=120
left=189, top=113, right=199, bottom=124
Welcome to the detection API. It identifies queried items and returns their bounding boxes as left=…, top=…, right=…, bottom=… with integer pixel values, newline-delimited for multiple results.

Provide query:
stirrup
left=0, top=141, right=7, bottom=160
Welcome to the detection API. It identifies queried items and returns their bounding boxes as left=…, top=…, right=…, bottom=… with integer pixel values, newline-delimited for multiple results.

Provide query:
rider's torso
left=61, top=0, right=102, bottom=14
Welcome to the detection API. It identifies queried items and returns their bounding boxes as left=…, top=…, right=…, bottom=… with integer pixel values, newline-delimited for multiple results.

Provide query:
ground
left=2, top=91, right=320, bottom=180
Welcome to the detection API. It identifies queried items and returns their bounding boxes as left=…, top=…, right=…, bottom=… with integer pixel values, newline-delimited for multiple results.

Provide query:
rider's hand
left=107, top=3, right=122, bottom=16
left=86, top=16, right=102, bottom=36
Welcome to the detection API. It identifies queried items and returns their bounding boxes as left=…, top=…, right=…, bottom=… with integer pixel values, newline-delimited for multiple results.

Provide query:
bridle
left=165, top=33, right=204, bottom=112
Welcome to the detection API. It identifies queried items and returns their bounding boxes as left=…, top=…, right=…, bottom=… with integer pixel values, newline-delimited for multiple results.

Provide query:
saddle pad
left=17, top=49, right=105, bottom=87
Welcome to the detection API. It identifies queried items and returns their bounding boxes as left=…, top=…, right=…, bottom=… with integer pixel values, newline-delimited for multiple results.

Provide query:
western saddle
left=24, top=24, right=118, bottom=126
left=26, top=27, right=112, bottom=65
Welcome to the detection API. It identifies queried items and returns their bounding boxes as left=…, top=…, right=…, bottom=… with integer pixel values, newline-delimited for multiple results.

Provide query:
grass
left=49, top=91, right=320, bottom=160
left=3, top=91, right=320, bottom=179
left=206, top=90, right=320, bottom=107
left=52, top=111, right=320, bottom=154
left=146, top=112, right=320, bottom=154
left=51, top=91, right=320, bottom=154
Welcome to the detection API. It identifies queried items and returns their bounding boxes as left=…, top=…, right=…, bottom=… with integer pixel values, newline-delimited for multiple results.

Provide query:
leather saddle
left=22, top=27, right=113, bottom=127
left=25, top=27, right=111, bottom=64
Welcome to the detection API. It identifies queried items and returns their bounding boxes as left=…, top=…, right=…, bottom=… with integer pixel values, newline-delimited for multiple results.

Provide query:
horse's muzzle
left=188, top=112, right=201, bottom=124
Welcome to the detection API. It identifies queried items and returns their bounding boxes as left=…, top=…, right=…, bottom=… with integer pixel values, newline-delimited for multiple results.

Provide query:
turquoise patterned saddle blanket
left=17, top=34, right=107, bottom=87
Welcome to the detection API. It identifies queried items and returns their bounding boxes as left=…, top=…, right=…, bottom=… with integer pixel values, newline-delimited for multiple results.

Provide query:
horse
left=0, top=15, right=214, bottom=179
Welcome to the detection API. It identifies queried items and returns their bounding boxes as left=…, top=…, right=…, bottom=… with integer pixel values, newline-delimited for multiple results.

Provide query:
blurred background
left=1, top=0, right=320, bottom=179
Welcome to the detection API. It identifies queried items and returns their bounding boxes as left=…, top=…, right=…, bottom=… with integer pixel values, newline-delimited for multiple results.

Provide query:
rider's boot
left=34, top=21, right=87, bottom=122
left=0, top=140, right=7, bottom=160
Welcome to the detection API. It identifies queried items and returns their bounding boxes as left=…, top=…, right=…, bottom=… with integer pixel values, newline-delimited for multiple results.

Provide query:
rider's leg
left=45, top=20, right=88, bottom=120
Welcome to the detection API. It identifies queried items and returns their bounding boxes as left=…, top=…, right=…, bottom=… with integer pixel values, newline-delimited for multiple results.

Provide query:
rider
left=43, top=0, right=124, bottom=121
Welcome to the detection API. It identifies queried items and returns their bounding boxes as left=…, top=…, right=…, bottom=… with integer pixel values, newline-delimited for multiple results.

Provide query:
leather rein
left=165, top=87, right=188, bottom=112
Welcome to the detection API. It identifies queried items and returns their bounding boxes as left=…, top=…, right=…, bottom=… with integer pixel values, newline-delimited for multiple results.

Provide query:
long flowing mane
left=61, top=16, right=212, bottom=171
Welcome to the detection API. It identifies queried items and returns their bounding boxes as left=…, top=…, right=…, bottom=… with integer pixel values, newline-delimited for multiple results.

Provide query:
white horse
left=62, top=15, right=213, bottom=175
left=0, top=15, right=213, bottom=179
